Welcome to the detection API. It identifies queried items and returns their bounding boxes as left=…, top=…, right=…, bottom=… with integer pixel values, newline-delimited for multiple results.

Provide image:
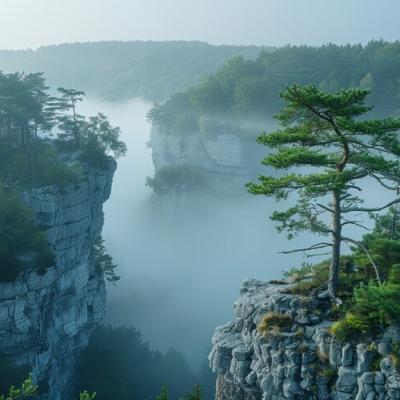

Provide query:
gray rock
left=0, top=160, right=116, bottom=400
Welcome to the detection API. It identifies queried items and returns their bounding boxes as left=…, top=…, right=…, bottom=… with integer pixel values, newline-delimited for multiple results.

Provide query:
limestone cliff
left=210, top=279, right=400, bottom=400
left=150, top=127, right=267, bottom=191
left=0, top=159, right=116, bottom=399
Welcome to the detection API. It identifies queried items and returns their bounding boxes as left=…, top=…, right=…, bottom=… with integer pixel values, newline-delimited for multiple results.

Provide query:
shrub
left=0, top=140, right=80, bottom=189
left=353, top=283, right=400, bottom=327
left=283, top=261, right=330, bottom=295
left=0, top=376, right=37, bottom=400
left=92, top=237, right=119, bottom=284
left=0, top=189, right=55, bottom=282
left=389, top=264, right=400, bottom=284
left=331, top=282, right=400, bottom=341
left=146, top=166, right=207, bottom=195
left=0, top=358, right=31, bottom=395
left=257, top=312, right=292, bottom=337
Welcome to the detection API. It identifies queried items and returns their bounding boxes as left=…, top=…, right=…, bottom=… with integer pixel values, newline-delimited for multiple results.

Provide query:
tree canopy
left=149, top=41, right=400, bottom=136
left=248, top=84, right=400, bottom=298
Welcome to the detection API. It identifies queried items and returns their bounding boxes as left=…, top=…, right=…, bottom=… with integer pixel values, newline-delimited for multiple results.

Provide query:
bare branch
left=341, top=220, right=369, bottom=230
left=341, top=236, right=382, bottom=286
left=316, top=203, right=334, bottom=214
left=370, top=173, right=400, bottom=191
left=343, top=198, right=400, bottom=214
left=280, top=242, right=332, bottom=254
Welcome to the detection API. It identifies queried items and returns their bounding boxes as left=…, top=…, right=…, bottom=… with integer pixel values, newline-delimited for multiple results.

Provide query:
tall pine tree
left=248, top=85, right=400, bottom=299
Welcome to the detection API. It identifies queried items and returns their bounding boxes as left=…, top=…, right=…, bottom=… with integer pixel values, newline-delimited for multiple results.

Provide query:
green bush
left=0, top=140, right=80, bottom=189
left=331, top=282, right=400, bottom=341
left=146, top=166, right=207, bottom=195
left=0, top=188, right=55, bottom=281
left=0, top=358, right=31, bottom=396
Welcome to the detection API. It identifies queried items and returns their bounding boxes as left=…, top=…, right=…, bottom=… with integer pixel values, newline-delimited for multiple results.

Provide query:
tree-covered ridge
left=0, top=41, right=267, bottom=101
left=0, top=71, right=125, bottom=281
left=149, top=41, right=400, bottom=135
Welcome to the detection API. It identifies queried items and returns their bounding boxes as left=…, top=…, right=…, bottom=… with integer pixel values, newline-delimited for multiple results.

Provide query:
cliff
left=150, top=127, right=267, bottom=192
left=0, top=159, right=116, bottom=399
left=210, top=279, right=400, bottom=400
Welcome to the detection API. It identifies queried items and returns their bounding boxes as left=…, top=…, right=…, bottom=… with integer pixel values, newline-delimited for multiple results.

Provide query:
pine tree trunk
left=328, top=190, right=341, bottom=299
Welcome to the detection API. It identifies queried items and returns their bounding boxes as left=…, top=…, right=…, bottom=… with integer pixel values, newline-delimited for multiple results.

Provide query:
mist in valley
left=78, top=97, right=334, bottom=369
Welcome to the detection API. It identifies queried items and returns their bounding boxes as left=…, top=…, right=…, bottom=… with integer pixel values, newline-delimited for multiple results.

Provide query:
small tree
left=155, top=385, right=170, bottom=400
left=185, top=384, right=202, bottom=400
left=248, top=85, right=400, bottom=299
left=0, top=376, right=37, bottom=400
left=55, top=87, right=86, bottom=145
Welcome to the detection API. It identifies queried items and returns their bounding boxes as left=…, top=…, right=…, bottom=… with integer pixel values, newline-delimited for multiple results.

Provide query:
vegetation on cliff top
left=0, top=71, right=125, bottom=281
left=248, top=84, right=400, bottom=300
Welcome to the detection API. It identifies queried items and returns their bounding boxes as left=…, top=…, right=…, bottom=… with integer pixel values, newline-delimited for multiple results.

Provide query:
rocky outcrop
left=210, top=279, right=400, bottom=400
left=150, top=127, right=268, bottom=191
left=0, top=159, right=116, bottom=399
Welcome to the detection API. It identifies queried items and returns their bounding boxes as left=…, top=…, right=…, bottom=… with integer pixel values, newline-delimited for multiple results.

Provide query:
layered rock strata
left=0, top=160, right=116, bottom=399
left=210, top=279, right=400, bottom=400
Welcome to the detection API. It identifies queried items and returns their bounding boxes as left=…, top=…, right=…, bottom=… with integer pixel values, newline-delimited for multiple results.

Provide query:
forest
left=0, top=41, right=266, bottom=101
left=148, top=41, right=400, bottom=135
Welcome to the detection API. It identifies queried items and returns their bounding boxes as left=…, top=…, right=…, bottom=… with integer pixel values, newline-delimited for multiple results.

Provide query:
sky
left=1, top=0, right=400, bottom=49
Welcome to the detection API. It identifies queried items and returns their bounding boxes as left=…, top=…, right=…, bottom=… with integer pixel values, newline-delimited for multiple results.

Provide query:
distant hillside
left=0, top=41, right=268, bottom=101
left=149, top=41, right=400, bottom=135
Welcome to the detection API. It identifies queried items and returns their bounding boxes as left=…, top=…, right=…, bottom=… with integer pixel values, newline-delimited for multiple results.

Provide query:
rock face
left=0, top=160, right=116, bottom=400
left=210, top=279, right=400, bottom=400
left=150, top=127, right=268, bottom=191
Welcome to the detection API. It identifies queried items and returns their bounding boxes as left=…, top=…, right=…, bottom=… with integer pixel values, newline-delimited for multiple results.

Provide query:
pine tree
left=185, top=384, right=202, bottom=400
left=155, top=385, right=170, bottom=400
left=248, top=84, right=400, bottom=299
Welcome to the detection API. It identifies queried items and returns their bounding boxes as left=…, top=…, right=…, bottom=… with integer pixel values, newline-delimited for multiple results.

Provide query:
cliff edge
left=0, top=159, right=116, bottom=399
left=210, top=279, right=400, bottom=400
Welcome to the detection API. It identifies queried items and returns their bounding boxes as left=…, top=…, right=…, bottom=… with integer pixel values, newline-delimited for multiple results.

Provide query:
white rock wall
left=0, top=159, right=116, bottom=400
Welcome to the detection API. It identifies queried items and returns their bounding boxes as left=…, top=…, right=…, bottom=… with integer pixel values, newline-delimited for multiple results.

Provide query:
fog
left=77, top=98, right=319, bottom=368
left=77, top=97, right=398, bottom=370
left=2, top=0, right=400, bottom=49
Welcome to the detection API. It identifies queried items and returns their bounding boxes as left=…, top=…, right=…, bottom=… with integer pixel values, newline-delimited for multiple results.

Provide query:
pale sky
left=1, top=0, right=399, bottom=49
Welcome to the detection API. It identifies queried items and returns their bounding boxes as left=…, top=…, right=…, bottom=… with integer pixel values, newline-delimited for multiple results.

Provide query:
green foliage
left=184, top=385, right=203, bottom=400
left=0, top=376, right=37, bottom=400
left=0, top=359, right=31, bottom=396
left=283, top=261, right=330, bottom=295
left=155, top=385, right=170, bottom=400
left=0, top=188, right=55, bottom=281
left=78, top=391, right=96, bottom=400
left=257, top=312, right=292, bottom=337
left=146, top=166, right=207, bottom=195
left=331, top=283, right=400, bottom=341
left=77, top=325, right=205, bottom=400
left=353, top=206, right=400, bottom=281
left=390, top=342, right=400, bottom=372
left=149, top=41, right=400, bottom=135
left=92, top=237, right=119, bottom=284
left=0, top=71, right=124, bottom=282
left=79, top=113, right=127, bottom=168
left=247, top=84, right=400, bottom=297
left=0, top=41, right=264, bottom=101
